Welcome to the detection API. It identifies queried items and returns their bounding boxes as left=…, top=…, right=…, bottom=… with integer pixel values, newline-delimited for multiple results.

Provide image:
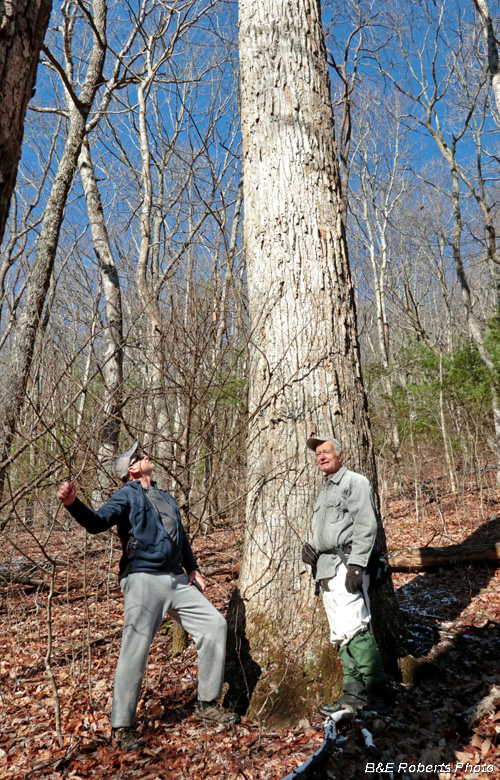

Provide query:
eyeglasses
left=129, top=454, right=145, bottom=467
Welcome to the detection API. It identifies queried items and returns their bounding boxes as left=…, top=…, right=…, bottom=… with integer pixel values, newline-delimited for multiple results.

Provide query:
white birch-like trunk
left=232, top=0, right=404, bottom=724
left=439, top=353, right=457, bottom=494
left=362, top=188, right=402, bottom=466
left=134, top=72, right=174, bottom=495
left=78, top=139, right=124, bottom=505
left=473, top=0, right=500, bottom=116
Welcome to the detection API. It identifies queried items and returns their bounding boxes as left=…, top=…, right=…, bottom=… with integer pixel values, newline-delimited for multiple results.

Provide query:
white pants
left=321, top=562, right=371, bottom=646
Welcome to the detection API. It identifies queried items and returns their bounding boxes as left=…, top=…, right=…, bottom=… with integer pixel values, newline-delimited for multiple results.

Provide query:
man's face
left=128, top=453, right=154, bottom=480
left=315, top=441, right=343, bottom=475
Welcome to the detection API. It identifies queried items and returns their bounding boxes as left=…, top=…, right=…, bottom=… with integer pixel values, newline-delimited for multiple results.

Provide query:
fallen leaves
left=1, top=480, right=500, bottom=778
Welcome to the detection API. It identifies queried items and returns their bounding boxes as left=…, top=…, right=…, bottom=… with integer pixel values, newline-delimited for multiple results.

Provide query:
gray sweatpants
left=110, top=572, right=227, bottom=728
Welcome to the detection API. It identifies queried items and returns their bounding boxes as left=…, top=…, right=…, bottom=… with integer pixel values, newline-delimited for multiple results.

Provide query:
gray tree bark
left=78, top=138, right=124, bottom=506
left=473, top=0, right=500, bottom=115
left=230, top=0, right=405, bottom=725
left=0, top=0, right=52, bottom=247
left=0, top=0, right=107, bottom=501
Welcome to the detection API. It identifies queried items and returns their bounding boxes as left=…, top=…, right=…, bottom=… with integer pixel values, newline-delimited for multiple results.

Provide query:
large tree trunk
left=229, top=0, right=405, bottom=726
left=0, top=0, right=107, bottom=502
left=0, top=0, right=52, bottom=247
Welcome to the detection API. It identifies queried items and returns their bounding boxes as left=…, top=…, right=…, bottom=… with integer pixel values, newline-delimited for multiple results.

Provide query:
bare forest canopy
left=0, top=0, right=498, bottom=525
left=0, top=0, right=498, bottom=694
left=0, top=0, right=500, bottom=774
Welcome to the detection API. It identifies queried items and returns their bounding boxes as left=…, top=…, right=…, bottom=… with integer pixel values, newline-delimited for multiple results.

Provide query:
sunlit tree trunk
left=231, top=0, right=405, bottom=725
left=473, top=0, right=500, bottom=115
left=0, top=0, right=52, bottom=246
left=358, top=158, right=402, bottom=467
left=134, top=73, right=174, bottom=481
left=78, top=139, right=124, bottom=505
left=439, top=353, right=457, bottom=494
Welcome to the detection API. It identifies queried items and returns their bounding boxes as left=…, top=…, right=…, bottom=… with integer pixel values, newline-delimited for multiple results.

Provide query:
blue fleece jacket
left=67, top=480, right=199, bottom=580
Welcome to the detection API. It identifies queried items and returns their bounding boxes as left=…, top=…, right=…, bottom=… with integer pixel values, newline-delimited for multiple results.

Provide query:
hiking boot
left=320, top=692, right=366, bottom=715
left=111, top=727, right=146, bottom=751
left=320, top=678, right=367, bottom=715
left=194, top=701, right=240, bottom=725
left=320, top=681, right=367, bottom=715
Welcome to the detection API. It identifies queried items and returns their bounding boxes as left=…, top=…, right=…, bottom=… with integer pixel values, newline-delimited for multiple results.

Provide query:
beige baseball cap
left=306, top=435, right=341, bottom=452
left=113, top=441, right=139, bottom=480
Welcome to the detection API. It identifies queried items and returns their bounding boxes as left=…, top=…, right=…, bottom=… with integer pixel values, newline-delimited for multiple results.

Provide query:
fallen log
left=208, top=564, right=240, bottom=579
left=465, top=685, right=500, bottom=727
left=0, top=572, right=48, bottom=589
left=389, top=542, right=500, bottom=571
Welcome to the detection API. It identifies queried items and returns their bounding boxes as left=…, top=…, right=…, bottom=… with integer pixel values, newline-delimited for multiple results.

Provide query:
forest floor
left=1, top=474, right=499, bottom=780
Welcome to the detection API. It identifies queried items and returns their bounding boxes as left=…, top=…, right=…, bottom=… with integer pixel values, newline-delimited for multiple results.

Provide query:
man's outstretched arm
left=57, top=480, right=126, bottom=533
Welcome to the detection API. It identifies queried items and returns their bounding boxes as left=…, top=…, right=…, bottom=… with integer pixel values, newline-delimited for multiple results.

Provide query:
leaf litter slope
left=1, top=476, right=499, bottom=779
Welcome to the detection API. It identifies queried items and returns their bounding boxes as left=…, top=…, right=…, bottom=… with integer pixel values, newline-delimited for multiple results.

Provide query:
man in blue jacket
left=57, top=441, right=238, bottom=750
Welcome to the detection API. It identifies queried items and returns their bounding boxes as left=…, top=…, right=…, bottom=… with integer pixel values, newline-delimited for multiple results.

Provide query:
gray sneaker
left=111, top=727, right=146, bottom=751
left=194, top=702, right=240, bottom=725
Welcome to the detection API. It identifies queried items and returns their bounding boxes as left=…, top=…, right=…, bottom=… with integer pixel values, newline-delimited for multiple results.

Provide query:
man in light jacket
left=304, top=435, right=391, bottom=715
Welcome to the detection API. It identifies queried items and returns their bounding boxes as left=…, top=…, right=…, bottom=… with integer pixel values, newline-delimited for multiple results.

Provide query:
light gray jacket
left=311, top=465, right=377, bottom=581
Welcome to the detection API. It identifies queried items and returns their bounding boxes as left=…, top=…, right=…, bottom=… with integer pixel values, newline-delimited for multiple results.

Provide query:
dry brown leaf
left=481, top=738, right=492, bottom=757
left=455, top=750, right=474, bottom=763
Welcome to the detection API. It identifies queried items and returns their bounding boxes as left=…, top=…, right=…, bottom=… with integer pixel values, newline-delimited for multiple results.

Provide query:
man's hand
left=188, top=569, right=206, bottom=593
left=301, top=542, right=318, bottom=567
left=57, top=481, right=77, bottom=507
left=301, top=542, right=318, bottom=580
left=345, top=564, right=365, bottom=594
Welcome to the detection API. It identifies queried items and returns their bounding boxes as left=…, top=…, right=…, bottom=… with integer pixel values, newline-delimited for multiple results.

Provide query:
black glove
left=345, top=564, right=365, bottom=594
left=301, top=542, right=318, bottom=580
left=301, top=542, right=318, bottom=567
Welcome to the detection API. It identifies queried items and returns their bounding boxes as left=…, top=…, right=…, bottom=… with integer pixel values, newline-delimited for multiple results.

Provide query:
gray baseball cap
left=306, top=434, right=341, bottom=452
left=113, top=441, right=139, bottom=480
